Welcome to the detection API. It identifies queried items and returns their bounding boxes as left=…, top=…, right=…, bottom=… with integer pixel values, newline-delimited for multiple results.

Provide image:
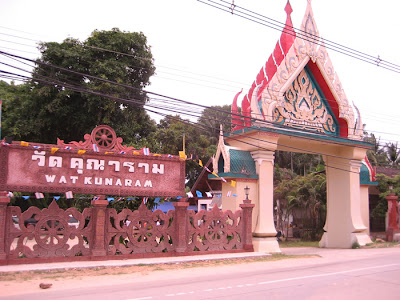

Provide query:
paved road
left=3, top=247, right=400, bottom=300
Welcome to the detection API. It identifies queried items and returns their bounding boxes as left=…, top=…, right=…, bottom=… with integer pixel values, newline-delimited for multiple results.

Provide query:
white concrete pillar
left=320, top=157, right=372, bottom=248
left=251, top=150, right=280, bottom=253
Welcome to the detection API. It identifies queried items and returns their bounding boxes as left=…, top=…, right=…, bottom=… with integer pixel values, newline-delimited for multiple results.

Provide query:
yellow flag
left=212, top=172, right=219, bottom=177
left=133, top=151, right=140, bottom=155
left=50, top=147, right=59, bottom=154
left=153, top=153, right=162, bottom=156
left=78, top=150, right=86, bottom=155
left=179, top=151, right=186, bottom=160
left=231, top=180, right=236, bottom=188
left=199, top=159, right=203, bottom=167
left=20, top=141, right=29, bottom=146
left=105, top=151, right=114, bottom=154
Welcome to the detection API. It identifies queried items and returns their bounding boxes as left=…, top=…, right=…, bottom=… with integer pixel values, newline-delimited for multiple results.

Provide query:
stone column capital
left=349, top=159, right=362, bottom=171
left=251, top=150, right=275, bottom=165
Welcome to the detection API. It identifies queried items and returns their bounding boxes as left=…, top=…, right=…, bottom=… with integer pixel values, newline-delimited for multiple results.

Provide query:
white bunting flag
left=35, top=192, right=44, bottom=199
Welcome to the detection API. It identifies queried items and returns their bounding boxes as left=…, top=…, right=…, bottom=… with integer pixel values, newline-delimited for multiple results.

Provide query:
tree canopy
left=1, top=28, right=156, bottom=145
left=197, top=104, right=232, bottom=145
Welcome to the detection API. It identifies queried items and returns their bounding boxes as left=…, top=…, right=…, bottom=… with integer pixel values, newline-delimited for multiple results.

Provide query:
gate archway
left=210, top=1, right=375, bottom=251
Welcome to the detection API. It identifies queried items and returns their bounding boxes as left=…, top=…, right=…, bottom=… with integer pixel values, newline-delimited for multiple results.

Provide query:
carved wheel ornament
left=8, top=200, right=92, bottom=258
left=91, top=125, right=117, bottom=150
left=187, top=206, right=243, bottom=251
left=36, top=217, right=69, bottom=249
left=107, top=204, right=176, bottom=254
left=57, top=125, right=135, bottom=152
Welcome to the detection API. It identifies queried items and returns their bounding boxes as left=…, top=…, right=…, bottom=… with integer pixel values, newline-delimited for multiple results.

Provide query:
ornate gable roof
left=212, top=125, right=257, bottom=178
left=231, top=0, right=363, bottom=141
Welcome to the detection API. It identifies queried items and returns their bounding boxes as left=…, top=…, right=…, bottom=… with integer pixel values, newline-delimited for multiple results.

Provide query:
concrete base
left=252, top=237, right=281, bottom=253
left=393, top=233, right=400, bottom=242
left=319, top=231, right=372, bottom=248
left=354, top=232, right=373, bottom=246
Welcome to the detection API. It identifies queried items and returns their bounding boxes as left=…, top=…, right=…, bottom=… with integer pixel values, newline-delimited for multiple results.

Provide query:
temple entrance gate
left=210, top=1, right=375, bottom=252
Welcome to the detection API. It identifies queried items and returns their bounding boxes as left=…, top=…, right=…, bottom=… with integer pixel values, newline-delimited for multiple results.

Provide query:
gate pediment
left=274, top=68, right=339, bottom=136
left=231, top=1, right=363, bottom=141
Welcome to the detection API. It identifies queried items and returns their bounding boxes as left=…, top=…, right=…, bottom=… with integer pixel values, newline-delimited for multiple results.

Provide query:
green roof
left=360, top=163, right=378, bottom=186
left=229, top=149, right=257, bottom=175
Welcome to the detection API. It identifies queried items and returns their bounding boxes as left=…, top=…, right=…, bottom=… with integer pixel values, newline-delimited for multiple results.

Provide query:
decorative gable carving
left=273, top=69, right=338, bottom=135
left=233, top=1, right=363, bottom=141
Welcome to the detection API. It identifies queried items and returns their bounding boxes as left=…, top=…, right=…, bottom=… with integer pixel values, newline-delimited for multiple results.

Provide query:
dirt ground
left=1, top=242, right=398, bottom=297
left=0, top=255, right=302, bottom=297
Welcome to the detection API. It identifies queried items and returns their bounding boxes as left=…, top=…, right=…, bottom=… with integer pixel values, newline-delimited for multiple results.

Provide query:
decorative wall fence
left=0, top=192, right=254, bottom=265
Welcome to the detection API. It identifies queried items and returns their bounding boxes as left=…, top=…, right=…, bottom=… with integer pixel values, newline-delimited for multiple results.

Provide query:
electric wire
left=0, top=67, right=370, bottom=173
left=0, top=30, right=397, bottom=117
left=0, top=45, right=38, bottom=55
left=0, top=57, right=396, bottom=150
left=0, top=38, right=38, bottom=48
left=198, top=0, right=400, bottom=73
left=0, top=32, right=39, bottom=42
left=1, top=34, right=392, bottom=137
left=1, top=49, right=399, bottom=146
left=0, top=29, right=392, bottom=114
left=1, top=19, right=398, bottom=142
left=0, top=25, right=43, bottom=38
left=218, top=0, right=400, bottom=71
left=0, top=65, right=396, bottom=150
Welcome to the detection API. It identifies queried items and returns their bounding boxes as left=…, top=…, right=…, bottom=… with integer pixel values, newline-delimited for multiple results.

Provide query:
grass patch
left=362, top=241, right=400, bottom=249
left=0, top=273, right=16, bottom=281
left=279, top=240, right=319, bottom=248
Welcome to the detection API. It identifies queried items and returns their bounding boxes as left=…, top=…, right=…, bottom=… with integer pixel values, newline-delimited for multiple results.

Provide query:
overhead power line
left=0, top=64, right=371, bottom=156
left=0, top=28, right=398, bottom=117
left=197, top=0, right=400, bottom=74
left=1, top=48, right=400, bottom=144
left=0, top=51, right=391, bottom=144
left=0, top=65, right=382, bottom=174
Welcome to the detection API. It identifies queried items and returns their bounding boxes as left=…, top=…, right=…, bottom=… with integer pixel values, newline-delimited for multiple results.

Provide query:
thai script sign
left=0, top=145, right=185, bottom=197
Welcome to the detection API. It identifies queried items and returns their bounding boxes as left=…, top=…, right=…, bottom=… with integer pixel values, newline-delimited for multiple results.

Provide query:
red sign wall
left=0, top=126, right=185, bottom=197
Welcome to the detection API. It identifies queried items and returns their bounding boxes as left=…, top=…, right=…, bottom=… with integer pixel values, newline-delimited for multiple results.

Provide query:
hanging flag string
left=182, top=153, right=234, bottom=186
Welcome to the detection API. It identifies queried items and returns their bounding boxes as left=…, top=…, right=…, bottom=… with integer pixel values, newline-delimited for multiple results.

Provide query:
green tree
left=0, top=81, right=34, bottom=140
left=150, top=115, right=215, bottom=188
left=275, top=150, right=323, bottom=176
left=2, top=28, right=156, bottom=145
left=364, top=133, right=387, bottom=167
left=385, top=142, right=400, bottom=168
left=275, top=151, right=294, bottom=172
left=273, top=166, right=297, bottom=236
left=274, top=171, right=326, bottom=240
left=197, top=104, right=232, bottom=145
left=371, top=173, right=400, bottom=220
